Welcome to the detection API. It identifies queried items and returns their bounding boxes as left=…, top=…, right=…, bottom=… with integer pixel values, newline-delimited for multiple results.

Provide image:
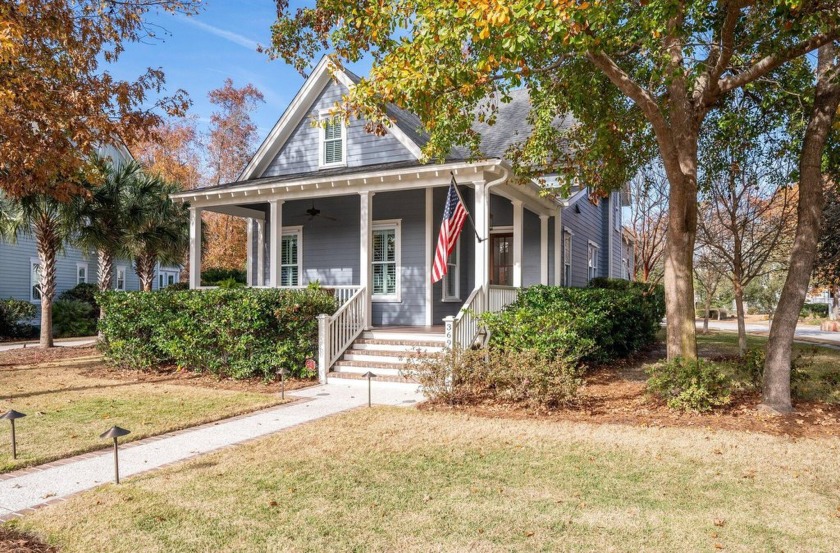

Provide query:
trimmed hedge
left=201, top=268, right=247, bottom=286
left=482, top=282, right=665, bottom=364
left=97, top=288, right=338, bottom=379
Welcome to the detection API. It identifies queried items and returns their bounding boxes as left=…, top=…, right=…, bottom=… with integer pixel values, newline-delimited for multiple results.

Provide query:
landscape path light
left=1, top=410, right=26, bottom=459
left=362, top=371, right=377, bottom=407
left=277, top=368, right=290, bottom=400
left=100, top=426, right=131, bottom=484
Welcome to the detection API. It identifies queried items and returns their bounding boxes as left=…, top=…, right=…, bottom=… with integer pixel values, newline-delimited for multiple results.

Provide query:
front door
left=489, top=233, right=513, bottom=286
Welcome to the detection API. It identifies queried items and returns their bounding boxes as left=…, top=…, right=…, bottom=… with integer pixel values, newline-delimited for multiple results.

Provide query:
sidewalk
left=0, top=378, right=423, bottom=520
left=0, top=337, right=96, bottom=352
left=699, top=320, right=840, bottom=348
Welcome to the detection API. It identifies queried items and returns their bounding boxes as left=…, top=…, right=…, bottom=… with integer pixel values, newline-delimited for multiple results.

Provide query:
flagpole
left=450, top=172, right=486, bottom=243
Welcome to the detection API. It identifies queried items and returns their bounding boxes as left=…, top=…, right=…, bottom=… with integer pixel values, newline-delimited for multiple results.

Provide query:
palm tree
left=72, top=160, right=141, bottom=313
left=0, top=194, right=81, bottom=347
left=124, top=174, right=189, bottom=291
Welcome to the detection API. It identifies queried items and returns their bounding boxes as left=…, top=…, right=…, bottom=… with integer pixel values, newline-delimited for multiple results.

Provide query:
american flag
left=432, top=178, right=468, bottom=283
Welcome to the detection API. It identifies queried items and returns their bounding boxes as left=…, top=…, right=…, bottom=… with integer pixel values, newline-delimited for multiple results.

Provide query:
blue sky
left=110, top=1, right=371, bottom=140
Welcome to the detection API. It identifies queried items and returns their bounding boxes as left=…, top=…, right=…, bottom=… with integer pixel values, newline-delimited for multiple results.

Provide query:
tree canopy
left=0, top=0, right=201, bottom=199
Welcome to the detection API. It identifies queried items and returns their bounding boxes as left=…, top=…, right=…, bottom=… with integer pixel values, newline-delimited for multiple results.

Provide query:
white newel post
left=359, top=191, right=373, bottom=329
left=188, top=207, right=202, bottom=289
left=443, top=316, right=454, bottom=350
left=474, top=180, right=488, bottom=290
left=512, top=199, right=523, bottom=288
left=539, top=214, right=549, bottom=285
left=269, top=200, right=284, bottom=287
left=554, top=207, right=562, bottom=286
left=256, top=219, right=265, bottom=286
left=317, top=313, right=330, bottom=384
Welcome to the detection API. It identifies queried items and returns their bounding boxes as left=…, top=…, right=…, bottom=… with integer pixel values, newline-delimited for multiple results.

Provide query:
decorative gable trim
left=238, top=56, right=423, bottom=182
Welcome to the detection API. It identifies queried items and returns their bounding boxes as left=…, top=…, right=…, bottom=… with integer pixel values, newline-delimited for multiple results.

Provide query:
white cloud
left=181, top=17, right=260, bottom=51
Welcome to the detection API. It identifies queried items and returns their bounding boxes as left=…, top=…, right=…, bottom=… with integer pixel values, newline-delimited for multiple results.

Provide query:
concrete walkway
left=0, top=378, right=423, bottom=520
left=0, top=338, right=96, bottom=352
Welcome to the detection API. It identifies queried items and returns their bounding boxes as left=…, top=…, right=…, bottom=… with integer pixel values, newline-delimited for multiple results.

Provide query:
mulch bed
left=0, top=345, right=316, bottom=394
left=421, top=349, right=840, bottom=439
left=0, top=527, right=56, bottom=553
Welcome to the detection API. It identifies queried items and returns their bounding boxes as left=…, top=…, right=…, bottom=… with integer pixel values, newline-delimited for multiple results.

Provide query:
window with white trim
left=158, top=269, right=179, bottom=289
left=563, top=231, right=572, bottom=286
left=30, top=260, right=42, bottom=301
left=319, top=114, right=345, bottom=167
left=372, top=220, right=400, bottom=301
left=588, top=242, right=599, bottom=281
left=76, top=262, right=88, bottom=285
left=442, top=238, right=460, bottom=302
left=622, top=258, right=630, bottom=280
left=115, top=266, right=126, bottom=291
left=281, top=227, right=302, bottom=287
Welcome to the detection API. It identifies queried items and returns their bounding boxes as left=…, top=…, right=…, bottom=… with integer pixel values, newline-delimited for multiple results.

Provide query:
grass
left=0, top=352, right=287, bottom=473
left=696, top=331, right=840, bottom=403
left=10, top=407, right=840, bottom=552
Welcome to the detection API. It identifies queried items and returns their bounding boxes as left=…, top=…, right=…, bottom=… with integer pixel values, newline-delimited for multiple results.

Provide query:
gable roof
left=238, top=56, right=425, bottom=182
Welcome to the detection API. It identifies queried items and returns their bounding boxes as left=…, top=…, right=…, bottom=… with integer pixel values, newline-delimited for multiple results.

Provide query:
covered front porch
left=174, top=160, right=562, bottom=379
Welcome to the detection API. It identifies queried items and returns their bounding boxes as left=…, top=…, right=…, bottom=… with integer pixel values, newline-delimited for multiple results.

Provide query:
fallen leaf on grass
left=713, top=519, right=726, bottom=527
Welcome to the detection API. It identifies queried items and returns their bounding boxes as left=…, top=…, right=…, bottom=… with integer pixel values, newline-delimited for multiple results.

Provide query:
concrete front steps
left=329, top=329, right=445, bottom=383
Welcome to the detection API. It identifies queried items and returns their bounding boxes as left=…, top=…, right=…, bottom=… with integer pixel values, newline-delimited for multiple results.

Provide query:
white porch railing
left=317, top=286, right=366, bottom=384
left=444, top=285, right=521, bottom=350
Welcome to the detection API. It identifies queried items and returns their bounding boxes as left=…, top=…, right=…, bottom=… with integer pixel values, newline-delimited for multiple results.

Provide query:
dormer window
left=319, top=113, right=346, bottom=167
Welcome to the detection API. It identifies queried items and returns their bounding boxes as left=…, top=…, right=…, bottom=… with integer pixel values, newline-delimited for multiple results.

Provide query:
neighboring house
left=0, top=144, right=181, bottom=321
left=172, top=57, right=631, bottom=380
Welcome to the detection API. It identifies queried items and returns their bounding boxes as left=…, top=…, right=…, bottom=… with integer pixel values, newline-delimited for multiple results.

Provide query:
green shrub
left=406, top=347, right=582, bottom=409
left=0, top=298, right=37, bottom=338
left=58, top=283, right=100, bottom=331
left=800, top=303, right=829, bottom=318
left=97, top=288, right=338, bottom=379
left=646, top=358, right=732, bottom=412
left=201, top=267, right=247, bottom=286
left=482, top=284, right=665, bottom=365
left=733, top=346, right=811, bottom=392
left=53, top=299, right=97, bottom=337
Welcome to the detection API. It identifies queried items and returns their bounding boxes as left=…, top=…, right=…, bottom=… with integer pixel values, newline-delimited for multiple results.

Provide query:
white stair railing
left=317, top=287, right=366, bottom=384
left=444, top=285, right=522, bottom=350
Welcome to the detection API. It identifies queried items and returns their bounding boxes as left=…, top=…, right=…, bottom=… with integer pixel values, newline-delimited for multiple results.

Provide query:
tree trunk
left=763, top=44, right=840, bottom=413
left=135, top=252, right=157, bottom=292
left=734, top=281, right=747, bottom=356
left=831, top=284, right=839, bottom=321
left=34, top=216, right=59, bottom=348
left=703, top=293, right=711, bottom=334
left=97, top=249, right=114, bottom=319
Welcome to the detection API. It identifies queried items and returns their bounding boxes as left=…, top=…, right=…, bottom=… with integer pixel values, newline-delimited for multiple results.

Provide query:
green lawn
left=0, top=351, right=288, bottom=472
left=10, top=407, right=840, bottom=552
left=696, top=331, right=840, bottom=403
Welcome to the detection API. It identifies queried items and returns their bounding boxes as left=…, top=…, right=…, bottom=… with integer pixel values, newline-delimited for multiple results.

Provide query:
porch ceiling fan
left=298, top=201, right=338, bottom=222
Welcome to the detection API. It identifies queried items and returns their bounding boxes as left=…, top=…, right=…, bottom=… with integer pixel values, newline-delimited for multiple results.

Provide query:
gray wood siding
left=561, top=193, right=606, bottom=287
left=522, top=208, right=541, bottom=286
left=0, top=236, right=177, bottom=322
left=372, top=189, right=426, bottom=326
left=261, top=81, right=416, bottom=178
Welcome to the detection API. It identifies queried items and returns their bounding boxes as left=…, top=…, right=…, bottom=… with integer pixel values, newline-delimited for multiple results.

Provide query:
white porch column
left=245, top=217, right=254, bottom=286
left=360, top=191, right=373, bottom=329
left=256, top=219, right=265, bottom=286
left=539, top=214, right=549, bottom=285
left=188, top=207, right=202, bottom=289
left=474, top=180, right=488, bottom=289
left=268, top=200, right=284, bottom=287
left=425, top=187, right=433, bottom=326
left=512, top=199, right=523, bottom=288
left=554, top=207, right=562, bottom=285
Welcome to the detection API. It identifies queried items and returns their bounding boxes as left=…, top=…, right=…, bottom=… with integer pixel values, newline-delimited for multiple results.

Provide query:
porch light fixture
left=277, top=368, right=290, bottom=399
left=362, top=371, right=377, bottom=408
left=100, top=426, right=131, bottom=484
left=1, top=410, right=26, bottom=459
